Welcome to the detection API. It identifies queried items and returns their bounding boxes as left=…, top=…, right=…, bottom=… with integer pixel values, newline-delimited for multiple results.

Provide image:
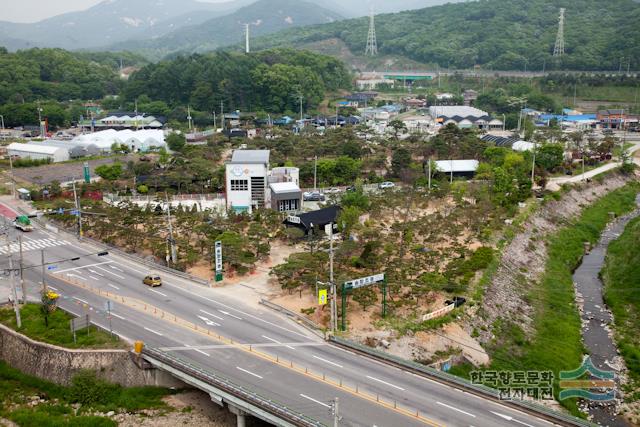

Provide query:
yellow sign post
left=318, top=289, right=328, bottom=306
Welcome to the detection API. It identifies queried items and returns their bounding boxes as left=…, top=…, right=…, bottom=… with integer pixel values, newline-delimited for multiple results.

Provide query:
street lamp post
left=0, top=114, right=4, bottom=130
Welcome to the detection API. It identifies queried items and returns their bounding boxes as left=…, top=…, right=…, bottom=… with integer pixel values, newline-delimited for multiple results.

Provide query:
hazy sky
left=0, top=0, right=227, bottom=23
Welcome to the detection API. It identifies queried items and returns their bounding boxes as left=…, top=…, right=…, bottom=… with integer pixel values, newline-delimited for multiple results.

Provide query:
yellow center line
left=54, top=274, right=445, bottom=427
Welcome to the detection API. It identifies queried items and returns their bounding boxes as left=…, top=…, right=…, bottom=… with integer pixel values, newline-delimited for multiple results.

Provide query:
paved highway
left=0, top=210, right=564, bottom=427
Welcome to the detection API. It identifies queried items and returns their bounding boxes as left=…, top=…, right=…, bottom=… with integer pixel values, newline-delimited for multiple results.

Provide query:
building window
left=230, top=180, right=248, bottom=191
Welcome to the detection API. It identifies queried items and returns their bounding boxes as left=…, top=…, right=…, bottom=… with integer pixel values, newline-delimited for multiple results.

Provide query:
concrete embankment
left=0, top=322, right=184, bottom=388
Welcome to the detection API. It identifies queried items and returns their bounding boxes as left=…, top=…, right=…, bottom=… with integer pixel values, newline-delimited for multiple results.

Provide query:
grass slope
left=0, top=304, right=126, bottom=349
left=0, top=361, right=172, bottom=426
left=453, top=181, right=640, bottom=416
left=602, top=215, right=640, bottom=401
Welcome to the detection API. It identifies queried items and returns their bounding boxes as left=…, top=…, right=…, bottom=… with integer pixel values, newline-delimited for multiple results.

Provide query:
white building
left=71, top=130, right=166, bottom=153
left=429, top=106, right=503, bottom=130
left=225, top=150, right=302, bottom=214
left=7, top=143, right=70, bottom=163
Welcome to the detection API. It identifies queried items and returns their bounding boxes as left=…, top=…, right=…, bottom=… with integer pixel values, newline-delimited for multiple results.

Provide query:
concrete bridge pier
left=229, top=404, right=248, bottom=427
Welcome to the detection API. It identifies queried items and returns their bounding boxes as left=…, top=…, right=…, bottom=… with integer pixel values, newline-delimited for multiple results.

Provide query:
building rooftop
left=429, top=106, right=489, bottom=118
left=7, top=143, right=64, bottom=155
left=269, top=182, right=300, bottom=194
left=230, top=150, right=270, bottom=164
left=435, top=160, right=480, bottom=173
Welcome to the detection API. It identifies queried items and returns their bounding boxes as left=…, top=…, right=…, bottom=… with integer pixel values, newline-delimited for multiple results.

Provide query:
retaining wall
left=0, top=322, right=185, bottom=388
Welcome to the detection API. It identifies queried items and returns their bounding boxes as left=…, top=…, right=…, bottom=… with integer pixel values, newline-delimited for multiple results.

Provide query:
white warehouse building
left=71, top=130, right=166, bottom=153
left=7, top=143, right=70, bottom=163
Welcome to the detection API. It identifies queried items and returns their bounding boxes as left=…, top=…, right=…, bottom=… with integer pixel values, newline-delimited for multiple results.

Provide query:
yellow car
left=143, top=275, right=162, bottom=287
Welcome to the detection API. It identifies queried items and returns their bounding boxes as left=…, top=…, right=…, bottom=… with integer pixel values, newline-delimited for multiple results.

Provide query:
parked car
left=303, top=192, right=325, bottom=201
left=378, top=181, right=396, bottom=190
left=325, top=187, right=342, bottom=194
left=346, top=186, right=357, bottom=192
left=143, top=274, right=162, bottom=287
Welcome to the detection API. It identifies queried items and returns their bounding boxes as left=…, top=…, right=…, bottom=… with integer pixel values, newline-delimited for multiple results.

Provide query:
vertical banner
left=215, top=241, right=223, bottom=282
left=318, top=289, right=327, bottom=306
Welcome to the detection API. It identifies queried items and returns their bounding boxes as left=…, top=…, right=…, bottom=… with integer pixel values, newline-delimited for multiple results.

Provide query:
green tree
left=166, top=133, right=186, bottom=152
left=352, top=287, right=378, bottom=312
left=95, top=164, right=123, bottom=181
left=391, top=147, right=412, bottom=177
left=536, top=144, right=564, bottom=172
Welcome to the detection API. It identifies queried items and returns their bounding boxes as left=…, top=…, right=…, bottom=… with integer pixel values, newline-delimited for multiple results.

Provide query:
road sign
left=83, top=162, right=91, bottom=184
left=286, top=215, right=301, bottom=224
left=214, top=241, right=223, bottom=282
left=104, top=300, right=113, bottom=312
left=318, top=289, right=328, bottom=306
left=344, top=273, right=385, bottom=290
left=47, top=265, right=57, bottom=271
left=70, top=315, right=90, bottom=332
left=70, top=210, right=79, bottom=216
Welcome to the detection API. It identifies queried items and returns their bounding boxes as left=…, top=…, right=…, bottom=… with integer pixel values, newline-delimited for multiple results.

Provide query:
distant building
left=7, top=143, right=70, bottom=163
left=356, top=78, right=394, bottom=90
left=283, top=205, right=341, bottom=235
left=463, top=89, right=478, bottom=106
left=79, top=112, right=165, bottom=130
left=71, top=130, right=166, bottom=153
left=404, top=98, right=427, bottom=108
left=596, top=109, right=638, bottom=129
left=225, top=150, right=302, bottom=214
left=429, top=106, right=503, bottom=130
left=481, top=134, right=535, bottom=152
left=435, top=160, right=479, bottom=177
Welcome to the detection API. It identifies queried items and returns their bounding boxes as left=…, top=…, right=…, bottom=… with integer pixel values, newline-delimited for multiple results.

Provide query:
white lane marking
left=149, top=289, right=168, bottom=297
left=490, top=412, right=534, bottom=427
left=199, top=309, right=224, bottom=321
left=236, top=366, right=263, bottom=379
left=112, top=330, right=132, bottom=342
left=144, top=327, right=163, bottom=336
left=107, top=283, right=120, bottom=290
left=88, top=269, right=104, bottom=277
left=48, top=286, right=59, bottom=291
left=73, top=297, right=89, bottom=305
left=219, top=310, right=242, bottom=320
left=54, top=261, right=113, bottom=274
left=299, top=394, right=331, bottom=408
left=89, top=275, right=100, bottom=281
left=96, top=266, right=124, bottom=279
left=22, top=235, right=35, bottom=242
left=312, top=355, right=343, bottom=368
left=184, top=344, right=210, bottom=357
left=437, top=402, right=476, bottom=418
left=68, top=273, right=86, bottom=280
left=110, top=312, right=125, bottom=320
left=197, top=315, right=220, bottom=327
left=366, top=375, right=405, bottom=391
left=262, top=335, right=295, bottom=350
left=110, top=265, right=124, bottom=272
left=160, top=282, right=310, bottom=339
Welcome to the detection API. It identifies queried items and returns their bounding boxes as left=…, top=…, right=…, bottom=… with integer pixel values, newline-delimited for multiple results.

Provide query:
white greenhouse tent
left=7, top=143, right=70, bottom=163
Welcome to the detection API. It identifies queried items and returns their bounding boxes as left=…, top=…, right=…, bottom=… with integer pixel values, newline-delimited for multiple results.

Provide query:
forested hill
left=252, top=0, right=640, bottom=71
left=124, top=49, right=351, bottom=114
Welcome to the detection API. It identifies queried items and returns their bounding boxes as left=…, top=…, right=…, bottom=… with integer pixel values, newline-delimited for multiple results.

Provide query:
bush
left=66, top=370, right=118, bottom=406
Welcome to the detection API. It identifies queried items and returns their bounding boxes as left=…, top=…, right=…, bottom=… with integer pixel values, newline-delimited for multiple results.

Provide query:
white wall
left=225, top=163, right=268, bottom=213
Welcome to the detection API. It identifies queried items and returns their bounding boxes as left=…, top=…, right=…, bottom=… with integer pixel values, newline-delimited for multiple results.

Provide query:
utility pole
left=72, top=179, right=83, bottom=238
left=8, top=153, right=15, bottom=198
left=531, top=140, right=537, bottom=185
left=165, top=192, right=176, bottom=266
left=313, top=155, right=318, bottom=191
left=329, top=222, right=336, bottom=333
left=330, top=397, right=340, bottom=427
left=187, top=105, right=193, bottom=132
left=19, top=235, right=26, bottom=302
left=220, top=101, right=225, bottom=130
left=8, top=241, right=21, bottom=328
left=427, top=158, right=432, bottom=191
left=299, top=95, right=304, bottom=121
left=41, top=249, right=47, bottom=292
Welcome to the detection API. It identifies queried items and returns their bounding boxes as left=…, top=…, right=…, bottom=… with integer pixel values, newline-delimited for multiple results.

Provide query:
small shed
left=283, top=205, right=341, bottom=235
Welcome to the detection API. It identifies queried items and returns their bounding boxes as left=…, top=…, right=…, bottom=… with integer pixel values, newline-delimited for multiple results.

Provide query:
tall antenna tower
left=244, top=23, right=250, bottom=53
left=553, top=8, right=565, bottom=57
left=365, top=8, right=378, bottom=56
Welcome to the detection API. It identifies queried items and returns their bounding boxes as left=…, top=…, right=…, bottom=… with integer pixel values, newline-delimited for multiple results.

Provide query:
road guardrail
left=142, top=347, right=323, bottom=427
left=329, top=336, right=595, bottom=427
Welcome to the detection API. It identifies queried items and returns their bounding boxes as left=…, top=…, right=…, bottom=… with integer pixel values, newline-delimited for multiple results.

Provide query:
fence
left=421, top=303, right=455, bottom=321
left=259, top=299, right=325, bottom=338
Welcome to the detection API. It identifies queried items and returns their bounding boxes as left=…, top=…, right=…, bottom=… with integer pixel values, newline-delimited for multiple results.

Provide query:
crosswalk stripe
left=0, top=238, right=69, bottom=255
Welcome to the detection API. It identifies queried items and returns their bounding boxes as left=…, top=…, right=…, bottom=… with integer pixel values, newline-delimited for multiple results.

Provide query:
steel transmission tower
left=365, top=9, right=378, bottom=56
left=553, top=8, right=565, bottom=57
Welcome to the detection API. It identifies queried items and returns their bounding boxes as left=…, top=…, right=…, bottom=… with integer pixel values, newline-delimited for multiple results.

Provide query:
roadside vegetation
left=0, top=361, right=172, bottom=427
left=0, top=304, right=126, bottom=350
left=602, top=216, right=640, bottom=404
left=454, top=181, right=640, bottom=415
